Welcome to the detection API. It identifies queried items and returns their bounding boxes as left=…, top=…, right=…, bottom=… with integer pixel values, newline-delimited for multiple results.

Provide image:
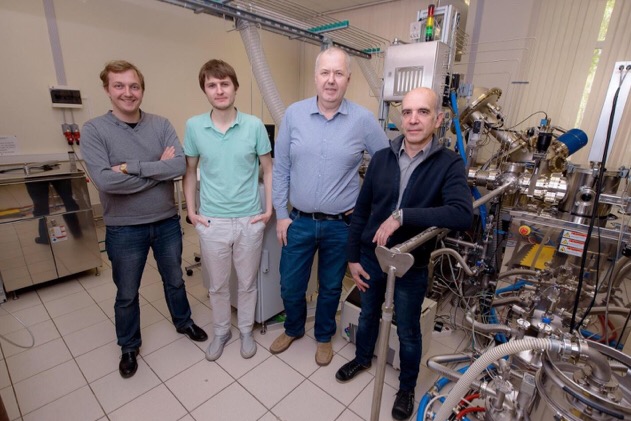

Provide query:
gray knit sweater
left=81, top=111, right=186, bottom=226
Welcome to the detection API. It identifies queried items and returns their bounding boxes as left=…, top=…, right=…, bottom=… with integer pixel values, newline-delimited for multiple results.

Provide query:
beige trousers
left=195, top=216, right=265, bottom=335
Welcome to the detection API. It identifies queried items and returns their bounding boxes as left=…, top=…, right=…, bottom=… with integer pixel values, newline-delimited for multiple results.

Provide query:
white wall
left=7, top=0, right=623, bottom=186
left=0, top=0, right=302, bottom=156
left=0, top=0, right=543, bottom=158
left=0, top=0, right=304, bottom=207
left=456, top=0, right=537, bottom=118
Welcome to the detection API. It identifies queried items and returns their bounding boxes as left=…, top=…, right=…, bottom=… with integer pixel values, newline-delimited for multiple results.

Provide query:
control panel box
left=382, top=41, right=449, bottom=102
left=50, top=86, right=82, bottom=108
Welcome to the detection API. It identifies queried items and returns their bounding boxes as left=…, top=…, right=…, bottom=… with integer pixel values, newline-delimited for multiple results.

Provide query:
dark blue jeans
left=106, top=215, right=193, bottom=353
left=355, top=252, right=427, bottom=392
left=279, top=209, right=349, bottom=342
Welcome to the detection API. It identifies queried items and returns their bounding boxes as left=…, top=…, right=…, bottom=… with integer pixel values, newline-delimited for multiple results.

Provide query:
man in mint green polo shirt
left=183, top=59, right=272, bottom=361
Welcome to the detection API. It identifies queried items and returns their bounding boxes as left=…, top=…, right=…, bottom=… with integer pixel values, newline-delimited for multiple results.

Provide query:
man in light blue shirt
left=271, top=47, right=389, bottom=366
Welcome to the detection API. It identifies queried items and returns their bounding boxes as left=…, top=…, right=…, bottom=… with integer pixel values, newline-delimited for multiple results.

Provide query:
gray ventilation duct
left=237, top=19, right=286, bottom=126
left=357, top=57, right=401, bottom=130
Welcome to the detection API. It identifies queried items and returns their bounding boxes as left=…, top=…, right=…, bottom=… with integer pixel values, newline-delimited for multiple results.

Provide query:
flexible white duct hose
left=356, top=57, right=401, bottom=130
left=237, top=19, right=286, bottom=126
left=356, top=57, right=381, bottom=100
left=434, top=338, right=556, bottom=421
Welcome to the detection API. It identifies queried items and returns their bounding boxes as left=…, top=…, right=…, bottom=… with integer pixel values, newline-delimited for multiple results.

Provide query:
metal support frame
left=156, top=0, right=372, bottom=58
left=369, top=182, right=515, bottom=420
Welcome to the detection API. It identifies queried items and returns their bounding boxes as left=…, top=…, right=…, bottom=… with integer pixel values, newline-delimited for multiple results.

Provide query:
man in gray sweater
left=82, top=60, right=207, bottom=379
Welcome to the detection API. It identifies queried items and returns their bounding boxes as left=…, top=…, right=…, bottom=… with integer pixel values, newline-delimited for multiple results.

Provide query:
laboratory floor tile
left=0, top=253, right=471, bottom=420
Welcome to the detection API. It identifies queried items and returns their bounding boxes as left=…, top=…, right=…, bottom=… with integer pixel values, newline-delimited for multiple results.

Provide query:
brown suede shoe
left=315, top=341, right=333, bottom=366
left=270, top=332, right=302, bottom=354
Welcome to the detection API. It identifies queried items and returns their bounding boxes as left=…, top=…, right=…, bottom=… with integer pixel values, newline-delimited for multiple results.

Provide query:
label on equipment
left=559, top=230, right=586, bottom=256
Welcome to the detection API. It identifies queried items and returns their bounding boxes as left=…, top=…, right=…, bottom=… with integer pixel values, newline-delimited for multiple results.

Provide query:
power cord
left=0, top=303, right=35, bottom=349
left=504, top=110, right=548, bottom=130
left=570, top=64, right=630, bottom=333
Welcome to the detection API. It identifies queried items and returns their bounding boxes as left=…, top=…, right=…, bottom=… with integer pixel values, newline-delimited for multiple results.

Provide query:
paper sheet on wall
left=0, top=136, right=20, bottom=156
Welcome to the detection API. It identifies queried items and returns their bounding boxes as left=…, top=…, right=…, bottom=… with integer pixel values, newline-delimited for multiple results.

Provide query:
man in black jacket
left=335, top=87, right=473, bottom=420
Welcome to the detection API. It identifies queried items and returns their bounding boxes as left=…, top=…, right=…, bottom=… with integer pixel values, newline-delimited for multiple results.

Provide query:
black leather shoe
left=119, top=350, right=139, bottom=379
left=177, top=323, right=208, bottom=342
left=335, top=359, right=371, bottom=383
left=392, top=389, right=415, bottom=420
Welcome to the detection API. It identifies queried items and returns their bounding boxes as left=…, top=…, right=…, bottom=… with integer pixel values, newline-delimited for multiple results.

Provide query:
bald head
left=401, top=87, right=444, bottom=147
left=403, top=87, right=441, bottom=113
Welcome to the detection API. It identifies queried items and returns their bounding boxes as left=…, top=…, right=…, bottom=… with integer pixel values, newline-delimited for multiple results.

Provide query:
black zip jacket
left=347, top=134, right=473, bottom=267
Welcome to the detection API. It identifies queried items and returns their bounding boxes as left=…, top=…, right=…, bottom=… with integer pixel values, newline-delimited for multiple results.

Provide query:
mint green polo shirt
left=183, top=110, right=271, bottom=217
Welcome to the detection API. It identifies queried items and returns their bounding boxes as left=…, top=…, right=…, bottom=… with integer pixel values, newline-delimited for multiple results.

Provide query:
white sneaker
left=206, top=331, right=232, bottom=361
left=240, top=332, right=257, bottom=359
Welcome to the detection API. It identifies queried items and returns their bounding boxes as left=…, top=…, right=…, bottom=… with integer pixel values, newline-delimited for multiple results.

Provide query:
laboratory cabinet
left=0, top=162, right=101, bottom=295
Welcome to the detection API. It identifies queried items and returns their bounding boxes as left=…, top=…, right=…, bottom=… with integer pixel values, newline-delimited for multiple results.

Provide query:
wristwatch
left=392, top=209, right=402, bottom=224
left=120, top=163, right=128, bottom=174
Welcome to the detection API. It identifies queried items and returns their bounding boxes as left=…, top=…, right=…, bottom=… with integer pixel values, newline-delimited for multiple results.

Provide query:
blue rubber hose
left=495, top=280, right=530, bottom=295
left=451, top=90, right=487, bottom=232
left=450, top=90, right=467, bottom=162
left=417, top=366, right=470, bottom=420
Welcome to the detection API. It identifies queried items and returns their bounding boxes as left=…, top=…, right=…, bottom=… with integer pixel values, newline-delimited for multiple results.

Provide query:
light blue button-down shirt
left=273, top=97, right=389, bottom=220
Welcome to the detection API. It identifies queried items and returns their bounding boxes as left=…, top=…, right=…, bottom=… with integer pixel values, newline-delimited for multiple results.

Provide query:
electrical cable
left=459, top=393, right=480, bottom=407
left=423, top=393, right=449, bottom=421
left=581, top=328, right=602, bottom=341
left=613, top=303, right=631, bottom=350
left=575, top=224, right=605, bottom=332
left=599, top=314, right=617, bottom=343
left=0, top=304, right=36, bottom=349
left=570, top=67, right=627, bottom=333
left=504, top=110, right=548, bottom=130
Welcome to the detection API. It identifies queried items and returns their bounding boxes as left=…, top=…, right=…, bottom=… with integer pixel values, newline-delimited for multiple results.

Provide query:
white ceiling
left=273, top=0, right=398, bottom=16
left=292, top=0, right=469, bottom=16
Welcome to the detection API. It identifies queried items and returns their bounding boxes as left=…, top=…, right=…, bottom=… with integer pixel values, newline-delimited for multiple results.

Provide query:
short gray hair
left=314, top=47, right=351, bottom=75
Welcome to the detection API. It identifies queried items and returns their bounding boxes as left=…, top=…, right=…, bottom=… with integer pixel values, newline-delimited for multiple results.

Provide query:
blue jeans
left=279, top=209, right=349, bottom=342
left=106, top=215, right=193, bottom=353
left=355, top=252, right=427, bottom=392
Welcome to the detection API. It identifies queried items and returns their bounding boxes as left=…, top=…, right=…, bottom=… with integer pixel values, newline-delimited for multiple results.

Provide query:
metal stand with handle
left=368, top=182, right=514, bottom=420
